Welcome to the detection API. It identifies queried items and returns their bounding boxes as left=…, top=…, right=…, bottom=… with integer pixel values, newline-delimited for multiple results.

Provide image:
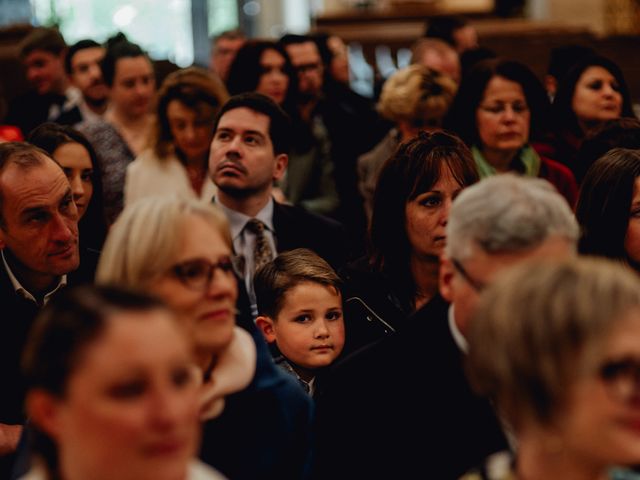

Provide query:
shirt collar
left=448, top=304, right=468, bottom=354
left=1, top=250, right=67, bottom=306
left=216, top=197, right=275, bottom=240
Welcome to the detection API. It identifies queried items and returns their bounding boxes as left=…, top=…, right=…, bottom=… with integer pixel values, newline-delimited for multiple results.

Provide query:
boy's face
left=263, top=281, right=345, bottom=373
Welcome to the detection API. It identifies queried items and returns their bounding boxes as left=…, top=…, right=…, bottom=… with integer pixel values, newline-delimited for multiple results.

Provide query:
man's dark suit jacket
left=269, top=200, right=348, bottom=269
left=312, top=295, right=509, bottom=480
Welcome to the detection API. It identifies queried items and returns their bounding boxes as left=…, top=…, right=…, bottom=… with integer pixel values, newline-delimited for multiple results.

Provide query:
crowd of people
left=1, top=15, right=640, bottom=480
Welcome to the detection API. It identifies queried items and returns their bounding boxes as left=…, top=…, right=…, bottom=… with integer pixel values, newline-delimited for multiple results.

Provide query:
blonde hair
left=96, top=195, right=231, bottom=288
left=376, top=64, right=456, bottom=127
left=467, top=258, right=640, bottom=430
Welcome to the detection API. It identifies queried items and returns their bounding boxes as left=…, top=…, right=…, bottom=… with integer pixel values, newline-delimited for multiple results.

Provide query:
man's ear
left=26, top=390, right=62, bottom=440
left=255, top=315, right=277, bottom=344
left=273, top=154, right=288, bottom=182
left=439, top=256, right=455, bottom=303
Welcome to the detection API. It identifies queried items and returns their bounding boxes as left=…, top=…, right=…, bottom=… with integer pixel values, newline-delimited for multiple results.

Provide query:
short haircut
left=409, top=37, right=456, bottom=66
left=64, top=39, right=102, bottom=74
left=254, top=248, right=342, bottom=319
left=551, top=55, right=635, bottom=137
left=467, top=258, right=640, bottom=429
left=96, top=195, right=231, bottom=288
left=22, top=285, right=169, bottom=471
left=100, top=34, right=150, bottom=87
left=445, top=174, right=579, bottom=262
left=211, top=29, right=245, bottom=47
left=19, top=27, right=67, bottom=59
left=370, top=130, right=478, bottom=306
left=424, top=15, right=470, bottom=47
left=444, top=58, right=550, bottom=145
left=0, top=142, right=56, bottom=227
left=279, top=33, right=314, bottom=47
left=576, top=148, right=640, bottom=262
left=377, top=64, right=457, bottom=127
left=154, top=66, right=229, bottom=158
left=574, top=117, right=640, bottom=183
left=213, top=92, right=291, bottom=156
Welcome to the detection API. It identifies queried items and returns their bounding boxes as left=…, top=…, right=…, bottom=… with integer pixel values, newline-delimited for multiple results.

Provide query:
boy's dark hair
left=65, top=39, right=102, bottom=74
left=254, top=248, right=342, bottom=319
left=19, top=27, right=67, bottom=59
left=424, top=15, right=469, bottom=47
left=213, top=92, right=291, bottom=155
left=546, top=44, right=595, bottom=82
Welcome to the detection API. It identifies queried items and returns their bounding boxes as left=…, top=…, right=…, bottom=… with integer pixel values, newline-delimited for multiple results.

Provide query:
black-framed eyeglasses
left=171, top=256, right=239, bottom=291
left=599, top=357, right=640, bottom=403
left=451, top=258, right=487, bottom=293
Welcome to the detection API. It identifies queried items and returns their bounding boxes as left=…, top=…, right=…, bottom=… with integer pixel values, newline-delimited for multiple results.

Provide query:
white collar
left=448, top=305, right=468, bottom=354
left=216, top=197, right=275, bottom=241
left=1, top=250, right=67, bottom=306
left=199, top=326, right=257, bottom=420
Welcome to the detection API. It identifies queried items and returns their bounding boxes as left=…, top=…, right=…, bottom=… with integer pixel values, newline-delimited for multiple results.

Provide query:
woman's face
left=405, top=166, right=463, bottom=260
left=256, top=49, right=289, bottom=105
left=146, top=214, right=238, bottom=357
left=110, top=56, right=155, bottom=119
left=572, top=66, right=622, bottom=127
left=624, top=177, right=640, bottom=266
left=476, top=75, right=530, bottom=155
left=553, top=312, right=640, bottom=468
left=166, top=99, right=216, bottom=161
left=45, top=309, right=200, bottom=480
left=53, top=142, right=94, bottom=219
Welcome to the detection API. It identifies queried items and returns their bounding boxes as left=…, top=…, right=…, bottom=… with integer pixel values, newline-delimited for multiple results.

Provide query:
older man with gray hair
left=440, top=173, right=579, bottom=338
left=313, top=174, right=579, bottom=480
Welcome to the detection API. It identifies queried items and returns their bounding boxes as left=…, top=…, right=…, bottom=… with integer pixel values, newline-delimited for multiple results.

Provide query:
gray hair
left=445, top=174, right=579, bottom=261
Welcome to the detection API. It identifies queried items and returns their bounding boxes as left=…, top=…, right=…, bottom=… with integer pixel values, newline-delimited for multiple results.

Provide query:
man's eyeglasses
left=294, top=62, right=322, bottom=74
left=171, top=257, right=238, bottom=291
left=599, top=357, right=640, bottom=403
left=451, top=258, right=487, bottom=293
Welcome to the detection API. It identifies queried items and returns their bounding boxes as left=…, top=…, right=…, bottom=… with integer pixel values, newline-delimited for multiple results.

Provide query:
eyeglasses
left=599, top=357, right=640, bottom=403
left=478, top=102, right=529, bottom=116
left=451, top=258, right=487, bottom=293
left=171, top=256, right=238, bottom=291
left=294, top=62, right=323, bottom=74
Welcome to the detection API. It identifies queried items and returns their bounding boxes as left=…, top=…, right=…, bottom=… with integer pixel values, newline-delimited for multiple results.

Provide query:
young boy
left=255, top=248, right=345, bottom=395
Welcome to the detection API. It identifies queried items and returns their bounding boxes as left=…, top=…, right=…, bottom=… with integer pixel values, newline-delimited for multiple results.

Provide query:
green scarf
left=472, top=145, right=541, bottom=178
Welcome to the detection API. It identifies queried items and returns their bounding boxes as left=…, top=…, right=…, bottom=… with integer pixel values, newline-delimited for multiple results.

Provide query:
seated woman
left=20, top=285, right=224, bottom=480
left=77, top=34, right=156, bottom=224
left=463, top=258, right=640, bottom=479
left=576, top=148, right=640, bottom=272
left=125, top=67, right=228, bottom=206
left=342, top=130, right=479, bottom=355
left=96, top=195, right=313, bottom=480
left=27, top=122, right=108, bottom=282
left=445, top=58, right=578, bottom=206
left=538, top=55, right=636, bottom=183
left=357, top=64, right=457, bottom=222
left=226, top=40, right=339, bottom=217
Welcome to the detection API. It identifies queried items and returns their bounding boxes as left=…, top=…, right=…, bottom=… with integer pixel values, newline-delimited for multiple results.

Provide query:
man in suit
left=312, top=175, right=579, bottom=479
left=0, top=142, right=80, bottom=475
left=208, top=92, right=346, bottom=315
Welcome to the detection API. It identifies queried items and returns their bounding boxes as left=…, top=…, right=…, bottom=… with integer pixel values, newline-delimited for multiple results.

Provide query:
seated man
left=312, top=175, right=579, bottom=479
left=0, top=142, right=80, bottom=475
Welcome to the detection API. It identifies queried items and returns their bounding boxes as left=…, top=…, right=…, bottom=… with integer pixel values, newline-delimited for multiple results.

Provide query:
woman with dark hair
left=77, top=34, right=156, bottom=224
left=125, top=67, right=228, bottom=205
left=445, top=58, right=577, bottom=206
left=27, top=123, right=108, bottom=284
left=576, top=148, right=640, bottom=272
left=20, top=285, right=224, bottom=480
left=341, top=130, right=479, bottom=355
left=226, top=40, right=339, bottom=217
left=539, top=55, right=635, bottom=180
